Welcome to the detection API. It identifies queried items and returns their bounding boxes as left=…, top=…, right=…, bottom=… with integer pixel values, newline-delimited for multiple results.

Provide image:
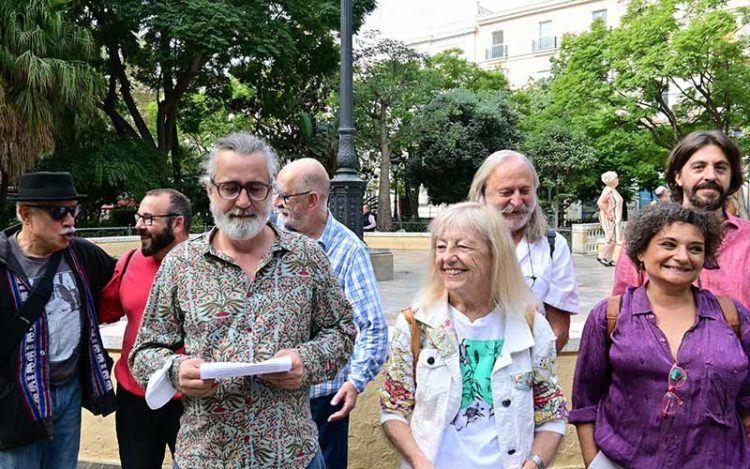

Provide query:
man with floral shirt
left=130, top=132, right=356, bottom=469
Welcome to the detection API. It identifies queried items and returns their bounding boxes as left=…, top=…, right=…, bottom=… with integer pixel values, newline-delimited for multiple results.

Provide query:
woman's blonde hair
left=415, top=201, right=537, bottom=319
left=468, top=150, right=549, bottom=243
left=601, top=171, right=618, bottom=185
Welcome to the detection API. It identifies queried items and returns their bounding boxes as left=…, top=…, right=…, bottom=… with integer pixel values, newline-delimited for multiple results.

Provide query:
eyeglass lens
left=661, top=364, right=687, bottom=416
left=134, top=214, right=152, bottom=225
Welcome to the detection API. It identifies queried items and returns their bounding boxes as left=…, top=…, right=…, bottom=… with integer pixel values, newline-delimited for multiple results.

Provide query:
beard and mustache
left=499, top=201, right=534, bottom=232
left=686, top=180, right=726, bottom=212
left=139, top=223, right=175, bottom=257
left=210, top=198, right=271, bottom=241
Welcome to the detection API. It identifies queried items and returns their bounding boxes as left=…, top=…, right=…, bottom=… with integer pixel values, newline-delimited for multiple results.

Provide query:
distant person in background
left=363, top=204, right=377, bottom=232
left=653, top=186, right=670, bottom=204
left=99, top=188, right=191, bottom=469
left=596, top=171, right=623, bottom=267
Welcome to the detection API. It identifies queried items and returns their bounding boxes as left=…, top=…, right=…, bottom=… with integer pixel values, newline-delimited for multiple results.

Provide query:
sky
left=362, top=0, right=509, bottom=41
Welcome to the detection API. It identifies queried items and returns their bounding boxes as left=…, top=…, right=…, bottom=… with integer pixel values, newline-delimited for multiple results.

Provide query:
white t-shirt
left=516, top=234, right=579, bottom=315
left=434, top=306, right=505, bottom=469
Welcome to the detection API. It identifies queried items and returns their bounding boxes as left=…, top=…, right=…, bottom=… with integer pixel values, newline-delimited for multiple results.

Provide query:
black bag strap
left=120, top=249, right=136, bottom=278
left=0, top=251, right=63, bottom=358
left=546, top=229, right=556, bottom=259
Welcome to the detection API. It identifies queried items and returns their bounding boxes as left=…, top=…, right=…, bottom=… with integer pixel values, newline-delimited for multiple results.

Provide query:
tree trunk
left=376, top=102, right=392, bottom=231
left=170, top=120, right=182, bottom=183
left=0, top=169, right=9, bottom=211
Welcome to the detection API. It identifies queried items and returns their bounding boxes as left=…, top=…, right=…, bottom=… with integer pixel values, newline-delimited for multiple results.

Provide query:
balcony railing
left=485, top=44, right=509, bottom=60
left=532, top=36, right=557, bottom=52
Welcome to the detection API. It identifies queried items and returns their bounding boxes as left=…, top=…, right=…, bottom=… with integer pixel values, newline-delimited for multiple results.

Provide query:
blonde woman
left=596, top=171, right=623, bottom=266
left=379, top=202, right=568, bottom=469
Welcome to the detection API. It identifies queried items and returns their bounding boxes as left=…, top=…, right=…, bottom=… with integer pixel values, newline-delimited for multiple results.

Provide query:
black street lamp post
left=329, top=0, right=366, bottom=239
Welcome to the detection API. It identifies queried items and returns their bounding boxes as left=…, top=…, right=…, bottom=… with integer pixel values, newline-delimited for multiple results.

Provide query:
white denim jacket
left=380, top=300, right=568, bottom=469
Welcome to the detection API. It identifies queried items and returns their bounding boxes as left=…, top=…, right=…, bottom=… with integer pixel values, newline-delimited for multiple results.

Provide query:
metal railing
left=532, top=36, right=557, bottom=52
left=75, top=225, right=214, bottom=238
left=485, top=44, right=509, bottom=60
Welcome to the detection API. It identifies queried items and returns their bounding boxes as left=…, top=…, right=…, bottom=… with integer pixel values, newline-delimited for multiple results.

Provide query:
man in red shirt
left=99, top=188, right=191, bottom=469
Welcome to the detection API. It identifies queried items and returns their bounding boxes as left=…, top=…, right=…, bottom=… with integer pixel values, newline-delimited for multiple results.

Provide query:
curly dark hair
left=625, top=203, right=723, bottom=270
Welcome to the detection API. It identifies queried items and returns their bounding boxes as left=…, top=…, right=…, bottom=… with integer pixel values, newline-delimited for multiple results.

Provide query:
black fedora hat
left=7, top=172, right=86, bottom=202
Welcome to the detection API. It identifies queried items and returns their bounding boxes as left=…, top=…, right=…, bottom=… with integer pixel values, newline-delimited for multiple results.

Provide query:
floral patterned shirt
left=130, top=226, right=356, bottom=468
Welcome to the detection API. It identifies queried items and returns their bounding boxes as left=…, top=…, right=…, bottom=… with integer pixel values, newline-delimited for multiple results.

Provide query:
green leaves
left=406, top=89, right=519, bottom=205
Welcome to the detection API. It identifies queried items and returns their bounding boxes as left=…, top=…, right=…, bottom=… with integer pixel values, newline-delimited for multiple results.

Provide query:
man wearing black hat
left=0, top=172, right=117, bottom=469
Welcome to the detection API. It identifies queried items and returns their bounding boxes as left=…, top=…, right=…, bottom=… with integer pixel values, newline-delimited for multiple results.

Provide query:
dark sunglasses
left=27, top=205, right=81, bottom=221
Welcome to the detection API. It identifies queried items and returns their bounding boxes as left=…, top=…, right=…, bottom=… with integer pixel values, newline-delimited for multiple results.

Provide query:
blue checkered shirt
left=308, top=212, right=388, bottom=397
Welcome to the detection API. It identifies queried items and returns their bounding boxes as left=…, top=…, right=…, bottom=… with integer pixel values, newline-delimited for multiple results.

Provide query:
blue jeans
left=172, top=449, right=325, bottom=469
left=306, top=449, right=326, bottom=469
left=310, top=395, right=348, bottom=469
left=0, top=378, right=82, bottom=469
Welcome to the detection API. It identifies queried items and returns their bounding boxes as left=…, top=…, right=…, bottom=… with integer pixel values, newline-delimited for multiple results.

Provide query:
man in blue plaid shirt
left=274, top=159, right=388, bottom=468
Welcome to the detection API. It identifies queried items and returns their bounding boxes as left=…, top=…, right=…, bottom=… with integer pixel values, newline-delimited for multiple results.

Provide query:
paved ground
left=378, top=250, right=616, bottom=338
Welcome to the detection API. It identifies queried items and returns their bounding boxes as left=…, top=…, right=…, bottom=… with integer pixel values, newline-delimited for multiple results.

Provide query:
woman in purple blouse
left=571, top=203, right=750, bottom=468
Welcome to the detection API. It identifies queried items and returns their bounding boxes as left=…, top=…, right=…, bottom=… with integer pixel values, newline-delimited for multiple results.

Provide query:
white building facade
left=405, top=0, right=629, bottom=88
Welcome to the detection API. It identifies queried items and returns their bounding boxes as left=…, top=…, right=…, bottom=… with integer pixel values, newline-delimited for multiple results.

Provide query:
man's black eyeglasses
left=276, top=190, right=312, bottom=204
left=28, top=205, right=80, bottom=221
left=134, top=213, right=180, bottom=226
left=211, top=180, right=272, bottom=201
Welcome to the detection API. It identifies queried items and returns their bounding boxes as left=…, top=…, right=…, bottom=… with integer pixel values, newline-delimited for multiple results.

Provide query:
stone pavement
left=378, top=250, right=617, bottom=341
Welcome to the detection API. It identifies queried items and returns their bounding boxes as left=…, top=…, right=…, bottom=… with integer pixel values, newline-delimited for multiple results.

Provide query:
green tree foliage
left=0, top=0, right=100, bottom=207
left=428, top=48, right=509, bottom=92
left=521, top=123, right=597, bottom=226
left=38, top=117, right=170, bottom=222
left=532, top=0, right=750, bottom=202
left=354, top=35, right=441, bottom=230
left=406, top=89, right=519, bottom=205
left=71, top=0, right=375, bottom=182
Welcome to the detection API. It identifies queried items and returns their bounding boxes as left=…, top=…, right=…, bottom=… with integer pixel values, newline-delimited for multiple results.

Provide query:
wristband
left=527, top=453, right=546, bottom=469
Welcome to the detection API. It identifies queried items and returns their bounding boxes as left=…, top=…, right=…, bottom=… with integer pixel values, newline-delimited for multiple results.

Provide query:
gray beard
left=210, top=200, right=270, bottom=241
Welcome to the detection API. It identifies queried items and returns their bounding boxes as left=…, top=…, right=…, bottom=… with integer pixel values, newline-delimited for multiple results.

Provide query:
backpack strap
left=120, top=249, right=136, bottom=278
left=606, top=295, right=622, bottom=341
left=402, top=308, right=421, bottom=379
left=546, top=230, right=556, bottom=259
left=717, top=295, right=741, bottom=338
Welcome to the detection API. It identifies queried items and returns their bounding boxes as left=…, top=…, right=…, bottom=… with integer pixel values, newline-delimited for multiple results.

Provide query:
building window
left=533, top=21, right=556, bottom=51
left=486, top=30, right=508, bottom=59
left=592, top=9, right=608, bottom=24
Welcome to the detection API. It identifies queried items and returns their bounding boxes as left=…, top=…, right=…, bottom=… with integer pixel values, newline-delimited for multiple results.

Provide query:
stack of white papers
left=199, top=356, right=292, bottom=380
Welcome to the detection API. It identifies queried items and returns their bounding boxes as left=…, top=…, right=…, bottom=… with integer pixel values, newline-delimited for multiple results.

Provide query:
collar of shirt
left=196, top=223, right=293, bottom=261
left=317, top=210, right=337, bottom=251
left=628, top=283, right=723, bottom=322
left=725, top=209, right=742, bottom=231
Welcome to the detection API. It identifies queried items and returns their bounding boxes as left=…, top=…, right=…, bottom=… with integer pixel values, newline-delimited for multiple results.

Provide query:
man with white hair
left=274, top=158, right=388, bottom=469
left=469, top=151, right=580, bottom=352
left=130, top=132, right=356, bottom=469
left=0, top=172, right=116, bottom=468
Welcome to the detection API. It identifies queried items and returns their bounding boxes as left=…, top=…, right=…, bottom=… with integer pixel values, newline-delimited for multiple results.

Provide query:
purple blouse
left=571, top=285, right=750, bottom=468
